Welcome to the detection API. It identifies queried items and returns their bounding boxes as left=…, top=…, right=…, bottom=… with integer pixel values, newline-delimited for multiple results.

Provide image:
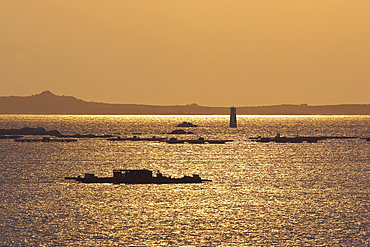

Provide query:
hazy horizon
left=2, top=90, right=370, bottom=109
left=1, top=1, right=369, bottom=106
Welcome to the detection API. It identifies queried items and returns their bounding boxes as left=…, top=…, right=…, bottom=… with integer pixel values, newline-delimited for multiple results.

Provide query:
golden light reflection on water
left=0, top=115, right=369, bottom=245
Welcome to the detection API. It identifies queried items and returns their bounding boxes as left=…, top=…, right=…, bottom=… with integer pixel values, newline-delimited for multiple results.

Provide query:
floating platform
left=107, top=136, right=166, bottom=142
left=15, top=137, right=77, bottom=142
left=250, top=134, right=358, bottom=143
left=65, top=169, right=211, bottom=184
left=166, top=137, right=233, bottom=144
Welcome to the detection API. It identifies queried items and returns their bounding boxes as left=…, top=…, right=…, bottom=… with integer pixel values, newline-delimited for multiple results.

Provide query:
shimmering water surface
left=0, top=115, right=369, bottom=246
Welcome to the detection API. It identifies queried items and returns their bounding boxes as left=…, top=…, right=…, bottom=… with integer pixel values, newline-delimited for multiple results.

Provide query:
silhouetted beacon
left=230, top=107, right=237, bottom=128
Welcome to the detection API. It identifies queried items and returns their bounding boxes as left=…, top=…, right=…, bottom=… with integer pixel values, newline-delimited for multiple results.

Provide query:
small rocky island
left=0, top=127, right=114, bottom=141
left=176, top=122, right=198, bottom=127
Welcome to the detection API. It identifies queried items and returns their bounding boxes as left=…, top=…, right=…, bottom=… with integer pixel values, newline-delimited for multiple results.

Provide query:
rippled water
left=0, top=115, right=369, bottom=246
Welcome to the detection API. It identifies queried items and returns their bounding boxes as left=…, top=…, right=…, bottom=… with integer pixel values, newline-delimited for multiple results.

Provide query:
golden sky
left=1, top=0, right=369, bottom=106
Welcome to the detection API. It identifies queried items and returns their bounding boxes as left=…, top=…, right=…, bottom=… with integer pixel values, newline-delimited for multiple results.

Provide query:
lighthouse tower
left=230, top=107, right=237, bottom=128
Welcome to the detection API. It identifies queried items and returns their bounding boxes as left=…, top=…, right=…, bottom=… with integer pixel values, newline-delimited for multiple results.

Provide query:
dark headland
left=0, top=91, right=369, bottom=115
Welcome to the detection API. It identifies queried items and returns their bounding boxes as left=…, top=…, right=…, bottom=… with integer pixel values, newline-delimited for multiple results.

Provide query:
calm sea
left=0, top=115, right=369, bottom=246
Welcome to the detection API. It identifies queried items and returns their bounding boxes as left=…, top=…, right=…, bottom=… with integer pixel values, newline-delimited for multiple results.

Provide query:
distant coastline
left=1, top=91, right=369, bottom=115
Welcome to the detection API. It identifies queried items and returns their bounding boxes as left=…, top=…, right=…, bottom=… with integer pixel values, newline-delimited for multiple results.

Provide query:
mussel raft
left=65, top=169, right=212, bottom=184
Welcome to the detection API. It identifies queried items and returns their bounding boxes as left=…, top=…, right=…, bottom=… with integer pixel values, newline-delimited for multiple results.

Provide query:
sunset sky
left=1, top=1, right=369, bottom=106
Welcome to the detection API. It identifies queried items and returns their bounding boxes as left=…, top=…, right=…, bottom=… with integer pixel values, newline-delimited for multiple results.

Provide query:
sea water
left=0, top=115, right=369, bottom=246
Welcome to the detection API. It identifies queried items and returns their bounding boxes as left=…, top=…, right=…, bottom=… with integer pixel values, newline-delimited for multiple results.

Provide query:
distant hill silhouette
left=0, top=91, right=369, bottom=115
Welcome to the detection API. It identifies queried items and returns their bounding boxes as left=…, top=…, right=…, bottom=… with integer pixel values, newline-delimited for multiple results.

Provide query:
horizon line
left=1, top=90, right=369, bottom=108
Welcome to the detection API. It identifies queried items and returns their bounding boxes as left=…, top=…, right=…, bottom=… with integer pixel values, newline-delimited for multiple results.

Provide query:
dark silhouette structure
left=65, top=169, right=212, bottom=184
left=230, top=107, right=237, bottom=128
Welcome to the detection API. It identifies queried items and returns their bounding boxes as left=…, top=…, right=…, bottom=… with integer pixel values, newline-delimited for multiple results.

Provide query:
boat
left=65, top=169, right=212, bottom=184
